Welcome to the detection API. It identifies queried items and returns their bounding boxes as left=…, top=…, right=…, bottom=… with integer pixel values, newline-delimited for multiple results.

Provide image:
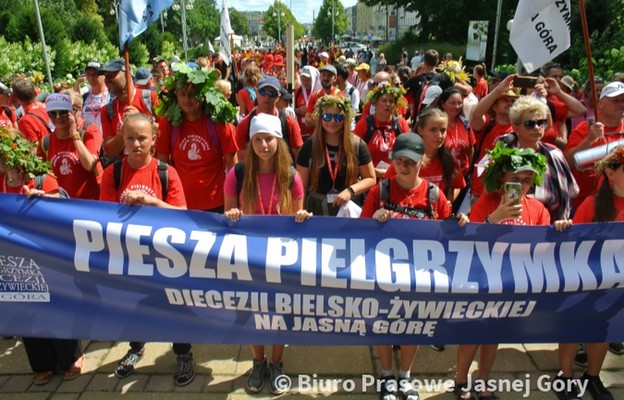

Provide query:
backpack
left=379, top=178, right=439, bottom=219
left=169, top=117, right=222, bottom=166
left=363, top=114, right=402, bottom=144
left=244, top=86, right=257, bottom=103
left=34, top=174, right=70, bottom=198
left=234, top=162, right=296, bottom=198
left=41, top=129, right=85, bottom=158
left=106, top=89, right=153, bottom=122
left=2, top=105, right=13, bottom=122
left=113, top=159, right=169, bottom=201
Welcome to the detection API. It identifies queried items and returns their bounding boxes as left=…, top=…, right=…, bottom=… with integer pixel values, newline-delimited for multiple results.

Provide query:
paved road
left=1, top=339, right=623, bottom=399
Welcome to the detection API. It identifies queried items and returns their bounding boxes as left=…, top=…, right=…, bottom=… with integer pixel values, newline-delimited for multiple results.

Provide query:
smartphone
left=504, top=182, right=522, bottom=205
left=514, top=76, right=537, bottom=88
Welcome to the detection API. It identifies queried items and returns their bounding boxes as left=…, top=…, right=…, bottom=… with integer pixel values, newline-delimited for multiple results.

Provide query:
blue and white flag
left=509, top=0, right=571, bottom=73
left=219, top=0, right=233, bottom=66
left=118, top=0, right=174, bottom=50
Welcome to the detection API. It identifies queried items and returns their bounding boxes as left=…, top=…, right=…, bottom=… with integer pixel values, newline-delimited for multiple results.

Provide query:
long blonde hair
left=241, top=137, right=294, bottom=215
left=309, top=95, right=358, bottom=192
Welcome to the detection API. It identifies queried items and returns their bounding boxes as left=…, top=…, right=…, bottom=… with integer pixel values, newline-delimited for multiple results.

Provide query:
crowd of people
left=1, top=43, right=624, bottom=400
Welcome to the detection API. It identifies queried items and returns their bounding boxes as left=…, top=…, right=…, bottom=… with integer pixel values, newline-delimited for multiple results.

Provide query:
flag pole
left=578, top=0, right=598, bottom=120
left=33, top=0, right=54, bottom=91
left=123, top=45, right=134, bottom=102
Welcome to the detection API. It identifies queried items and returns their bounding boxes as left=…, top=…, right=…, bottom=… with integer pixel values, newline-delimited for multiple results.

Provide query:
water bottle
left=573, top=139, right=624, bottom=170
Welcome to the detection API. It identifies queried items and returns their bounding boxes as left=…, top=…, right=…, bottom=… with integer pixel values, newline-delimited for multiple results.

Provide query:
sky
left=225, top=0, right=358, bottom=25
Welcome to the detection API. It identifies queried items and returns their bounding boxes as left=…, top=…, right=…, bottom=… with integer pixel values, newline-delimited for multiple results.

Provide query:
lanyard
left=256, top=174, right=277, bottom=215
left=325, top=145, right=342, bottom=188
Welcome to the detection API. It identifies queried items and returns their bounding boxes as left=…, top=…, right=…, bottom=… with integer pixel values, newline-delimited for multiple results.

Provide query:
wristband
left=485, top=215, right=492, bottom=224
left=346, top=186, right=356, bottom=197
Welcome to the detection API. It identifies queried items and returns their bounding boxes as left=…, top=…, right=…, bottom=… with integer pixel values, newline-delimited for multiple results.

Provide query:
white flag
left=219, top=0, right=233, bottom=65
left=208, top=40, right=215, bottom=54
left=118, top=0, right=173, bottom=50
left=509, top=0, right=571, bottom=73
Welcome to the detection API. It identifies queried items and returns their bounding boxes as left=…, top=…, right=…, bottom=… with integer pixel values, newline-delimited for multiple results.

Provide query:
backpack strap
left=379, top=178, right=390, bottom=203
left=157, top=159, right=168, bottom=200
left=141, top=89, right=153, bottom=114
left=234, top=162, right=246, bottom=198
left=2, top=105, right=13, bottom=121
left=42, top=129, right=85, bottom=158
left=380, top=179, right=439, bottom=219
left=426, top=182, right=439, bottom=219
left=363, top=114, right=376, bottom=144
left=26, top=111, right=52, bottom=134
left=277, top=108, right=290, bottom=148
left=205, top=117, right=222, bottom=155
left=34, top=174, right=45, bottom=191
left=114, top=159, right=168, bottom=200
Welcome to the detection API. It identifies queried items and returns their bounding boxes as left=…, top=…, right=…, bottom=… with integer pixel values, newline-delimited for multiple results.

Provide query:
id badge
left=326, top=189, right=339, bottom=204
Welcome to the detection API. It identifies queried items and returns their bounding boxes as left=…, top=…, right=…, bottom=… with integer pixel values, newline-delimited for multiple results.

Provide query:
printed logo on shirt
left=119, top=185, right=158, bottom=203
left=501, top=218, right=526, bottom=226
left=179, top=135, right=211, bottom=161
left=51, top=152, right=80, bottom=176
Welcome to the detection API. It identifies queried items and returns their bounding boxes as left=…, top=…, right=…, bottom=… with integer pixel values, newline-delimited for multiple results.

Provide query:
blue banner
left=118, top=0, right=173, bottom=50
left=1, top=193, right=623, bottom=345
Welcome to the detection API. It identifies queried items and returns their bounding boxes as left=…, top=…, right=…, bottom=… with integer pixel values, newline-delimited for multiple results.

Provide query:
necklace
left=256, top=174, right=277, bottom=215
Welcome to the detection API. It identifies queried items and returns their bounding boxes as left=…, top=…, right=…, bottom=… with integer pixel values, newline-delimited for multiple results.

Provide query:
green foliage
left=312, top=0, right=347, bottom=45
left=128, top=40, right=150, bottom=68
left=52, top=38, right=118, bottom=79
left=482, top=142, right=548, bottom=193
left=0, top=36, right=56, bottom=82
left=154, top=64, right=236, bottom=126
left=0, top=130, right=51, bottom=178
left=69, top=12, right=108, bottom=45
left=5, top=5, right=67, bottom=48
left=229, top=8, right=250, bottom=37
left=263, top=1, right=305, bottom=42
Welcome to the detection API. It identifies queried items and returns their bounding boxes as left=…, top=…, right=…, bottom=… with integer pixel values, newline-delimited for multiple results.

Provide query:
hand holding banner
left=509, top=0, right=571, bottom=73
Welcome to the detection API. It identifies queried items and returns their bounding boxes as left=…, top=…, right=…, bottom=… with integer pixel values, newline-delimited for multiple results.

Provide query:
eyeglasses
left=258, top=88, right=279, bottom=98
left=521, top=119, right=548, bottom=129
left=321, top=112, right=344, bottom=123
left=47, top=110, right=69, bottom=119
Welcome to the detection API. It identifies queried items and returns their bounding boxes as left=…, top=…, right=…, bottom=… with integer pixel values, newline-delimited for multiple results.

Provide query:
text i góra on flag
left=510, top=0, right=571, bottom=73
left=118, top=0, right=174, bottom=50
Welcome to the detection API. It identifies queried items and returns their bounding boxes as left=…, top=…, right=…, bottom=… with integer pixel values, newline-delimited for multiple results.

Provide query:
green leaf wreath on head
left=313, top=94, right=353, bottom=122
left=0, top=127, right=50, bottom=179
left=365, top=81, right=407, bottom=114
left=154, top=63, right=237, bottom=127
left=481, top=141, right=547, bottom=193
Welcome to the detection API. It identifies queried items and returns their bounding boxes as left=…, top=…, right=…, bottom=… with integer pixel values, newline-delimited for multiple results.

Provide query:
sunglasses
left=321, top=112, right=344, bottom=123
left=258, top=88, right=279, bottom=98
left=521, top=119, right=548, bottom=129
left=47, top=110, right=69, bottom=119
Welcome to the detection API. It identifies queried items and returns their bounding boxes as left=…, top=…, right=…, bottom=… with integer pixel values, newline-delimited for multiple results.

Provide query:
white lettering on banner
left=72, top=219, right=252, bottom=281
left=0, top=254, right=50, bottom=303
left=71, top=220, right=624, bottom=294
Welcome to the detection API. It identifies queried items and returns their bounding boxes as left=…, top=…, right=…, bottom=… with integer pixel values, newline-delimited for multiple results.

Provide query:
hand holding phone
left=504, top=182, right=522, bottom=205
left=514, top=76, right=537, bottom=89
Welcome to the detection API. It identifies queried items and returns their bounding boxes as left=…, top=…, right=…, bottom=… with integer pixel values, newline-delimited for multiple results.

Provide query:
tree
left=229, top=8, right=250, bottom=37
left=312, top=0, right=348, bottom=45
left=263, top=1, right=305, bottom=42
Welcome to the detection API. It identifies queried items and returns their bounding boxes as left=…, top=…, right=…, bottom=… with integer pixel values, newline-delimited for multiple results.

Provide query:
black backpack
left=34, top=174, right=70, bottom=198
left=379, top=178, right=439, bottom=219
left=363, top=114, right=402, bottom=144
left=113, top=159, right=169, bottom=201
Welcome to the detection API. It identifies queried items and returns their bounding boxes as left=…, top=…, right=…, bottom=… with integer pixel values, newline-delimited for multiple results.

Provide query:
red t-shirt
left=156, top=118, right=238, bottom=210
left=18, top=104, right=51, bottom=142
left=541, top=95, right=569, bottom=145
left=99, top=157, right=186, bottom=207
left=237, top=87, right=256, bottom=116
left=235, top=111, right=303, bottom=153
left=353, top=116, right=410, bottom=168
left=384, top=157, right=466, bottom=194
left=0, top=106, right=17, bottom=128
left=361, top=177, right=451, bottom=220
left=39, top=124, right=103, bottom=200
left=3, top=174, right=59, bottom=195
left=100, top=90, right=157, bottom=141
left=573, top=195, right=624, bottom=223
left=470, top=191, right=550, bottom=226
left=473, top=78, right=489, bottom=99
left=445, top=118, right=476, bottom=177
left=566, top=120, right=624, bottom=208
left=305, top=87, right=345, bottom=115
left=294, top=86, right=315, bottom=139
left=471, top=115, right=514, bottom=197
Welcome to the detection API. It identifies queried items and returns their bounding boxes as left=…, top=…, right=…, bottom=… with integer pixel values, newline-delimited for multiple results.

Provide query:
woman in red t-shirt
left=553, top=146, right=624, bottom=400
left=438, top=88, right=475, bottom=179
left=353, top=81, right=410, bottom=179
left=41, top=92, right=103, bottom=199
left=455, top=142, right=548, bottom=400
left=0, top=128, right=83, bottom=384
left=236, top=65, right=261, bottom=118
left=362, top=132, right=468, bottom=400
